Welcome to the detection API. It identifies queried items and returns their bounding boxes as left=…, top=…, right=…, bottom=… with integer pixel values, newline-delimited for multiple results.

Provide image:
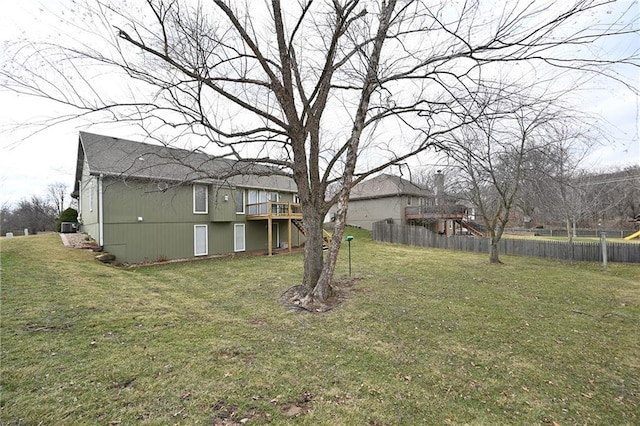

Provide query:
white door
left=194, top=225, right=208, bottom=256
left=234, top=224, right=245, bottom=252
left=272, top=223, right=280, bottom=249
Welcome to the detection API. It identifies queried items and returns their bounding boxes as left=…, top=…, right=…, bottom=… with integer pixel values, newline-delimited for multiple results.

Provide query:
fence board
left=372, top=222, right=640, bottom=264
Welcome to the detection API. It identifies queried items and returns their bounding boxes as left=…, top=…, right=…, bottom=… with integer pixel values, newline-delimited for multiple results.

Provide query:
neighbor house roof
left=73, top=132, right=297, bottom=196
left=349, top=173, right=432, bottom=200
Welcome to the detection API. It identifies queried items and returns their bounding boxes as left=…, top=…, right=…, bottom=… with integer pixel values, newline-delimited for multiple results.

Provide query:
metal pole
left=345, top=235, right=354, bottom=275
left=348, top=240, right=352, bottom=276
left=600, top=231, right=607, bottom=270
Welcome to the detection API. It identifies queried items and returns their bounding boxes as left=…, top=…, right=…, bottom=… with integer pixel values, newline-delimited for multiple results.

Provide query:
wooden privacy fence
left=372, top=222, right=640, bottom=264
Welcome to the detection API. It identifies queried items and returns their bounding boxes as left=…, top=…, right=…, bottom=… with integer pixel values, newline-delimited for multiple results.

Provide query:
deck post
left=288, top=217, right=293, bottom=253
left=268, top=216, right=273, bottom=256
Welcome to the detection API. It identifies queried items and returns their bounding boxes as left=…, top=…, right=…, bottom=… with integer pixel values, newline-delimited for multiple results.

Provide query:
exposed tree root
left=280, top=276, right=361, bottom=313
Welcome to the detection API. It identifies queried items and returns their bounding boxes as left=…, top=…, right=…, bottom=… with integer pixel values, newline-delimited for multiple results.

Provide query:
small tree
left=447, top=90, right=561, bottom=263
left=515, top=122, right=596, bottom=241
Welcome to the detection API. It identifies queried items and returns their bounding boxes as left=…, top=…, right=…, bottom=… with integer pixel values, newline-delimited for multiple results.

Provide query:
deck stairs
left=457, top=219, right=485, bottom=237
left=292, top=219, right=332, bottom=250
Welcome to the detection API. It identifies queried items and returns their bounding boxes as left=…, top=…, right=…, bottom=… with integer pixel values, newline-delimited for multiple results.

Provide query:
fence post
left=600, top=232, right=607, bottom=270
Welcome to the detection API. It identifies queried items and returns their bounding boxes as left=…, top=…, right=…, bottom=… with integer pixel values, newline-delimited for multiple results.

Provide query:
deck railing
left=405, top=204, right=468, bottom=219
left=246, top=201, right=303, bottom=219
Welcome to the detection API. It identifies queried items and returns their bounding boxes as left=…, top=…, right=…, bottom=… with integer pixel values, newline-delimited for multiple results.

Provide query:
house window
left=246, top=190, right=277, bottom=215
left=248, top=190, right=258, bottom=215
left=407, top=196, right=412, bottom=206
left=268, top=192, right=279, bottom=214
left=194, top=224, right=208, bottom=256
left=293, top=194, right=300, bottom=204
left=259, top=191, right=268, bottom=214
left=235, top=189, right=245, bottom=214
left=193, top=185, right=208, bottom=214
left=234, top=223, right=245, bottom=252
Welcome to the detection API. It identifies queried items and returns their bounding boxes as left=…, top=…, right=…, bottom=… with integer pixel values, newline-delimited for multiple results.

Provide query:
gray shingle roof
left=350, top=173, right=431, bottom=200
left=73, top=132, right=297, bottom=194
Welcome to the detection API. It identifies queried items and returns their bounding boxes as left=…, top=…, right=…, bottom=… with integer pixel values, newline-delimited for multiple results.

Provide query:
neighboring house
left=331, top=173, right=433, bottom=231
left=333, top=172, right=479, bottom=236
left=72, top=131, right=304, bottom=263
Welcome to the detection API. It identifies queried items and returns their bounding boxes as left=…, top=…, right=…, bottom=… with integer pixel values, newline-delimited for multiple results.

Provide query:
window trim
left=193, top=185, right=208, bottom=214
left=234, top=223, right=246, bottom=252
left=194, top=224, right=208, bottom=256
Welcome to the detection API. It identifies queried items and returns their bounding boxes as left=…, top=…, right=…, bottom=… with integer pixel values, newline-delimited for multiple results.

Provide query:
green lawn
left=1, top=230, right=639, bottom=425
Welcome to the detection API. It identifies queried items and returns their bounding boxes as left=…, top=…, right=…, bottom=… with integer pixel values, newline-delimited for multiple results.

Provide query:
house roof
left=73, top=132, right=297, bottom=195
left=349, top=173, right=432, bottom=200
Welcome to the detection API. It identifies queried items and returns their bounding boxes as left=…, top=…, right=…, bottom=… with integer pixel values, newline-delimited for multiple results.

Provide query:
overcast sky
left=1, top=0, right=639, bottom=208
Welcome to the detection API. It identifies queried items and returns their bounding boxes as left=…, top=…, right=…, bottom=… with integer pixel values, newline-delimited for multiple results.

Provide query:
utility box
left=61, top=222, right=78, bottom=233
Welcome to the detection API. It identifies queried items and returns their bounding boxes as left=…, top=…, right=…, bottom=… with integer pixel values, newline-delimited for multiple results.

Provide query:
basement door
left=272, top=223, right=280, bottom=249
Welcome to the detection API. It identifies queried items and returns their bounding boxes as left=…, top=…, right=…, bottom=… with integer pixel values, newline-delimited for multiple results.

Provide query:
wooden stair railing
left=292, top=219, right=332, bottom=250
left=457, top=219, right=484, bottom=237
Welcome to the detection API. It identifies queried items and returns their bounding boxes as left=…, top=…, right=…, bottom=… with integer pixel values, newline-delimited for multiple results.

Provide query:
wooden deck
left=405, top=212, right=467, bottom=221
left=405, top=205, right=467, bottom=221
left=246, top=201, right=303, bottom=256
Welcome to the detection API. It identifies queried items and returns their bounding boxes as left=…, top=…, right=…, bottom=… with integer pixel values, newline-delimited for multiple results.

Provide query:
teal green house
left=72, top=132, right=304, bottom=263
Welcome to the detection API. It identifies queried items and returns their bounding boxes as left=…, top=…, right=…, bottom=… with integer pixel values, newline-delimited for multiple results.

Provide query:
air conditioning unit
left=61, top=222, right=77, bottom=233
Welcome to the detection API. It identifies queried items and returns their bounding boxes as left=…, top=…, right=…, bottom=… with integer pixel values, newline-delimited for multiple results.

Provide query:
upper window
left=407, top=196, right=412, bottom=206
left=193, top=185, right=208, bottom=214
left=235, top=189, right=245, bottom=214
left=248, top=190, right=258, bottom=215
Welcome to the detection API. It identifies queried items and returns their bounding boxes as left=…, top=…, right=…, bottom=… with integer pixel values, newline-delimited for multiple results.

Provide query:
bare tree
left=2, top=1, right=638, bottom=304
left=47, top=182, right=69, bottom=218
left=447, top=90, right=565, bottom=263
left=515, top=122, right=595, bottom=241
left=1, top=196, right=57, bottom=235
left=575, top=166, right=640, bottom=229
left=615, top=166, right=640, bottom=227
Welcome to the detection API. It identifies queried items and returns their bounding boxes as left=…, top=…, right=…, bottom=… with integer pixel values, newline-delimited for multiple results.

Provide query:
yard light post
left=600, top=231, right=607, bottom=270
left=345, top=235, right=354, bottom=276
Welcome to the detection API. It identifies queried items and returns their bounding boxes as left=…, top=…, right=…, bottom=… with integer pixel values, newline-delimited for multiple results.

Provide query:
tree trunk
left=300, top=205, right=325, bottom=296
left=489, top=238, right=501, bottom=264
left=313, top=190, right=350, bottom=300
left=565, top=217, right=574, bottom=243
left=489, top=224, right=504, bottom=264
left=296, top=187, right=351, bottom=305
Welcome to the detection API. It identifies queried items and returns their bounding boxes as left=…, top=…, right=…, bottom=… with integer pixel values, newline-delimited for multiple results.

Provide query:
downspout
left=98, top=174, right=104, bottom=247
left=77, top=180, right=82, bottom=225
